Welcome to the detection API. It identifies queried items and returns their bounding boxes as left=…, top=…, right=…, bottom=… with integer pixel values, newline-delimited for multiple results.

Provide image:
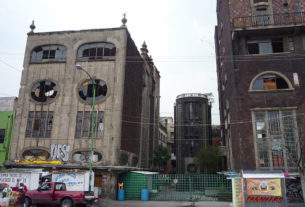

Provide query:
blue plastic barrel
left=141, top=189, right=149, bottom=201
left=117, top=189, right=125, bottom=200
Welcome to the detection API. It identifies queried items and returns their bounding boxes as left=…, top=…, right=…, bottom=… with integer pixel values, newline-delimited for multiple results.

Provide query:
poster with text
left=247, top=179, right=281, bottom=196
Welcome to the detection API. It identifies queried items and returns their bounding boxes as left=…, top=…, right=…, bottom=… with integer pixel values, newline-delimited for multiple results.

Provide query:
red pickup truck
left=24, top=182, right=96, bottom=207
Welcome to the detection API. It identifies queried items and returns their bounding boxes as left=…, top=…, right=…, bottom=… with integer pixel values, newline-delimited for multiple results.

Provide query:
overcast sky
left=0, top=0, right=219, bottom=124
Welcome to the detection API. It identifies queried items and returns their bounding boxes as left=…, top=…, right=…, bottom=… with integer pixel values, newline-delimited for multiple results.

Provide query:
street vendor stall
left=232, top=170, right=287, bottom=207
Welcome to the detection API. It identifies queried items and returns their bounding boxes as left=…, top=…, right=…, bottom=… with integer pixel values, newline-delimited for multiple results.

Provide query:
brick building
left=215, top=0, right=305, bottom=173
left=7, top=19, right=160, bottom=198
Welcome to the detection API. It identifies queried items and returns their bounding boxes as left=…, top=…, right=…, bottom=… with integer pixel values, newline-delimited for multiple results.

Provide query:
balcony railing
left=233, top=12, right=305, bottom=29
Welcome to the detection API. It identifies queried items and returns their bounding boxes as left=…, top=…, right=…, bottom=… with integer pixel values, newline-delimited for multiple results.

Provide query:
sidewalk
left=92, top=199, right=305, bottom=207
left=93, top=199, right=232, bottom=207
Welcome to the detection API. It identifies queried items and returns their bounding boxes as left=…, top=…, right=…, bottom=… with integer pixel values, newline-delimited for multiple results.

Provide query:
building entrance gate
left=119, top=173, right=232, bottom=201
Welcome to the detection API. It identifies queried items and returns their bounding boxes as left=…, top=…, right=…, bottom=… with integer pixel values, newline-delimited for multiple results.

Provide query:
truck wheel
left=25, top=197, right=32, bottom=207
left=61, top=198, right=73, bottom=207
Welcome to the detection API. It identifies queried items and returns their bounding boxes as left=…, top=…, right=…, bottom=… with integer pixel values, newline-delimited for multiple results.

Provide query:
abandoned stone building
left=215, top=0, right=305, bottom=173
left=7, top=19, right=160, bottom=197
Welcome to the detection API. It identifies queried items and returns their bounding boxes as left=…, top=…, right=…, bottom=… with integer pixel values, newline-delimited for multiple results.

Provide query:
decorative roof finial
left=29, top=20, right=35, bottom=34
left=141, top=41, right=149, bottom=56
left=121, top=13, right=127, bottom=27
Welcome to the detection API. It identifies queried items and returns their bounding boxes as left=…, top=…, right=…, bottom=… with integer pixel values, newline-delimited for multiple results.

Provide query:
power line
left=0, top=59, right=22, bottom=72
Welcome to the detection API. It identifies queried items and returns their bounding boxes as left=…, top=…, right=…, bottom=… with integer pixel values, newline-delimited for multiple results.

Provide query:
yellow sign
left=234, top=178, right=244, bottom=207
left=16, top=160, right=62, bottom=165
left=247, top=179, right=281, bottom=196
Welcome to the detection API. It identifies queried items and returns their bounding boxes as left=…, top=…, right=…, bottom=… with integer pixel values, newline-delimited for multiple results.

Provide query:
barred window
left=30, top=45, right=67, bottom=63
left=253, top=110, right=298, bottom=170
left=25, top=111, right=53, bottom=138
left=75, top=111, right=104, bottom=138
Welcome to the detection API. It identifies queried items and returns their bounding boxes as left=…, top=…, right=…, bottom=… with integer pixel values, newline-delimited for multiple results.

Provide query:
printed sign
left=233, top=178, right=244, bottom=207
left=52, top=173, right=85, bottom=191
left=247, top=179, right=281, bottom=196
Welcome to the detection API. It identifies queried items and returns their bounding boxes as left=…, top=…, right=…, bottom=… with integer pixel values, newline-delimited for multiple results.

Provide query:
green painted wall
left=0, top=111, right=14, bottom=169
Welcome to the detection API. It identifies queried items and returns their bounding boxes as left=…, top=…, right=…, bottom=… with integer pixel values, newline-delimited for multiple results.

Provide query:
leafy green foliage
left=196, top=145, right=222, bottom=173
left=153, top=146, right=170, bottom=170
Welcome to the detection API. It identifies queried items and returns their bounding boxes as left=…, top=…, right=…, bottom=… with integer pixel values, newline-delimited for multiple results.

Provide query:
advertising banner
left=247, top=179, right=281, bottom=196
left=233, top=178, right=244, bottom=207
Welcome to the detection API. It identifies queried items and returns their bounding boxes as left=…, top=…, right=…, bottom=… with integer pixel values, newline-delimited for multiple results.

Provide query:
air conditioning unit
left=184, top=157, right=198, bottom=174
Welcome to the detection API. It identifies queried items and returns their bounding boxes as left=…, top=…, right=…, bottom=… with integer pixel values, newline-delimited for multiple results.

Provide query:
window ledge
left=30, top=61, right=66, bottom=64
left=76, top=58, right=115, bottom=62
left=249, top=88, right=294, bottom=93
left=243, top=52, right=291, bottom=56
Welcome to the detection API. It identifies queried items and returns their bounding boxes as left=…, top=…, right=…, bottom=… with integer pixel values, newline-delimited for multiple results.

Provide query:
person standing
left=18, top=182, right=27, bottom=207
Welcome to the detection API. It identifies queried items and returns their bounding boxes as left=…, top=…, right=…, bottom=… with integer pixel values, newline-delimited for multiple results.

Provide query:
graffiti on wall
left=286, top=178, right=304, bottom=203
left=50, top=144, right=70, bottom=162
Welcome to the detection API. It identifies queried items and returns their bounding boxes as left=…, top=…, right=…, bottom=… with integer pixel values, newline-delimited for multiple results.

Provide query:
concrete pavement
left=94, top=199, right=231, bottom=207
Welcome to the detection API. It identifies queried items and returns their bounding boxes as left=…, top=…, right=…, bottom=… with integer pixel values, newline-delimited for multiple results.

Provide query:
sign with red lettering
left=246, top=196, right=283, bottom=204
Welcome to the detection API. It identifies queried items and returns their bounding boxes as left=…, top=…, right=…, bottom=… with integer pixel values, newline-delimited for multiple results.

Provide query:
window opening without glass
left=252, top=74, right=289, bottom=90
left=79, top=79, right=107, bottom=104
left=77, top=42, right=116, bottom=61
left=0, top=129, right=5, bottom=144
left=248, top=39, right=283, bottom=54
left=25, top=111, right=53, bottom=138
left=75, top=111, right=104, bottom=138
left=31, top=80, right=57, bottom=102
left=30, top=45, right=67, bottom=63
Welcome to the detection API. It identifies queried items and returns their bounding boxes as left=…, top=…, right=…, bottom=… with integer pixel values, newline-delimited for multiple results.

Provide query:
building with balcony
left=215, top=0, right=305, bottom=173
left=174, top=93, right=211, bottom=174
left=8, top=19, right=160, bottom=198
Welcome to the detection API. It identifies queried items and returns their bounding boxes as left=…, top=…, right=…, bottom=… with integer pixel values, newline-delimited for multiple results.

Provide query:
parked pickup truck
left=25, top=182, right=96, bottom=207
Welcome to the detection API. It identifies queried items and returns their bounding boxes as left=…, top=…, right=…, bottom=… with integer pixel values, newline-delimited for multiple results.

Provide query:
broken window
left=30, top=45, right=66, bottom=63
left=31, top=80, right=57, bottom=102
left=72, top=151, right=102, bottom=163
left=0, top=129, right=5, bottom=144
left=77, top=42, right=116, bottom=61
left=22, top=149, right=50, bottom=161
left=25, top=111, right=53, bottom=138
left=247, top=39, right=284, bottom=54
left=75, top=111, right=104, bottom=138
left=252, top=74, right=289, bottom=90
left=253, top=110, right=297, bottom=170
left=78, top=79, right=107, bottom=104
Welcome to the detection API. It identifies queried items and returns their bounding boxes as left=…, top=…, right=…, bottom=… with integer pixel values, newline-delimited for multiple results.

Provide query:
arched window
left=77, top=42, right=116, bottom=61
left=251, top=73, right=291, bottom=90
left=30, top=45, right=67, bottom=63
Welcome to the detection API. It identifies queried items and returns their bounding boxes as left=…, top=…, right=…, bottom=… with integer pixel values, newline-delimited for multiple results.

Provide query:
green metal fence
left=118, top=173, right=232, bottom=201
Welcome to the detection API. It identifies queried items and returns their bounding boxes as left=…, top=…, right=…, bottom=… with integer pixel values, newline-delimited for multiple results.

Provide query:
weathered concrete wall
left=11, top=28, right=128, bottom=167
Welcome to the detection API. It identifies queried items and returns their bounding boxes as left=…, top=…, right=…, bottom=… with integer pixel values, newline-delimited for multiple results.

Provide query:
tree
left=286, top=137, right=305, bottom=204
left=196, top=145, right=222, bottom=174
left=153, top=146, right=170, bottom=171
